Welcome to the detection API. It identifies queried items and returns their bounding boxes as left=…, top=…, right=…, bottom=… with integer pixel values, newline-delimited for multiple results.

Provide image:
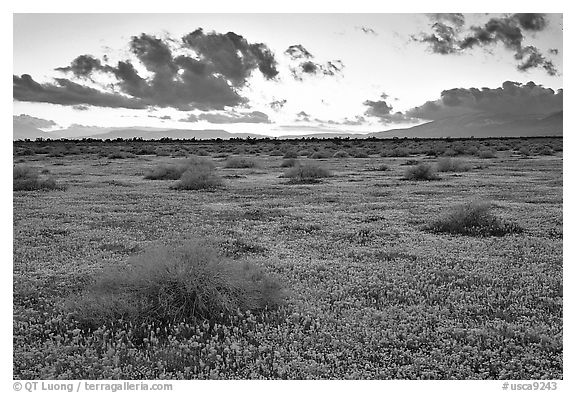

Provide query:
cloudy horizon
left=13, top=13, right=563, bottom=137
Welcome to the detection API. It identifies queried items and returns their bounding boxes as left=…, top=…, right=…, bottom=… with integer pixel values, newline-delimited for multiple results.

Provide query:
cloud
left=428, top=13, right=466, bottom=29
left=269, top=99, right=287, bottom=111
left=183, top=110, right=272, bottom=124
left=17, top=29, right=280, bottom=111
left=179, top=114, right=199, bottom=122
left=285, top=44, right=313, bottom=60
left=364, top=98, right=393, bottom=117
left=342, top=116, right=366, bottom=126
left=406, top=81, right=563, bottom=120
left=295, top=111, right=311, bottom=122
left=73, top=105, right=90, bottom=111
left=13, top=114, right=57, bottom=129
left=363, top=94, right=418, bottom=124
left=182, top=28, right=279, bottom=83
left=284, top=44, right=344, bottom=80
left=413, top=13, right=558, bottom=75
left=356, top=26, right=378, bottom=35
left=13, top=74, right=148, bottom=109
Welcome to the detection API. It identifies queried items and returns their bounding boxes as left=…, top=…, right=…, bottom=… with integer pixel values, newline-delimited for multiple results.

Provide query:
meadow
left=13, top=137, right=563, bottom=379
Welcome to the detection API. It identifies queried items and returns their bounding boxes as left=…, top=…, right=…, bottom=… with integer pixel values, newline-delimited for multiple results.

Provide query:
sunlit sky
left=13, top=13, right=563, bottom=136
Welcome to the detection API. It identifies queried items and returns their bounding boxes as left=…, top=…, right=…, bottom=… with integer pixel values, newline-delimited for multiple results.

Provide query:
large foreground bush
left=427, top=201, right=523, bottom=237
left=65, top=241, right=284, bottom=329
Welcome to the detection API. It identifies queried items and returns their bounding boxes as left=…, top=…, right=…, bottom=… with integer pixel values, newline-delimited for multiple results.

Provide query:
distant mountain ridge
left=13, top=111, right=562, bottom=141
left=370, top=111, right=563, bottom=139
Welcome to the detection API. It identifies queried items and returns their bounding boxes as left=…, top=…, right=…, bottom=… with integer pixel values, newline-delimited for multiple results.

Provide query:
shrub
left=436, top=158, right=472, bottom=172
left=350, top=149, right=369, bottom=158
left=108, top=151, right=135, bottom=159
left=427, top=201, right=523, bottom=237
left=283, top=163, right=331, bottom=183
left=478, top=149, right=496, bottom=159
left=309, top=150, right=331, bottom=159
left=403, top=163, right=439, bottom=181
left=390, top=147, right=410, bottom=157
left=64, top=241, right=284, bottom=329
left=519, top=146, right=532, bottom=157
left=401, top=159, right=420, bottom=166
left=333, top=150, right=350, bottom=158
left=144, top=157, right=215, bottom=180
left=367, top=164, right=390, bottom=172
left=283, top=150, right=298, bottom=159
left=224, top=156, right=258, bottom=168
left=13, top=165, right=63, bottom=191
left=281, top=158, right=299, bottom=167
left=268, top=149, right=283, bottom=156
left=172, top=167, right=224, bottom=190
left=537, top=146, right=555, bottom=156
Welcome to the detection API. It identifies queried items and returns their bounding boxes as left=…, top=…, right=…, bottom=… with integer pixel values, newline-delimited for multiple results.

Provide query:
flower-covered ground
left=13, top=139, right=562, bottom=379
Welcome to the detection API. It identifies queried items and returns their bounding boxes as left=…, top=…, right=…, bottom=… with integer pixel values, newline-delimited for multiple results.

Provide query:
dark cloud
left=182, top=28, right=279, bottom=83
left=356, top=26, right=378, bottom=35
left=73, top=105, right=90, bottom=111
left=342, top=116, right=366, bottom=126
left=364, top=98, right=393, bottom=117
left=295, top=111, right=311, bottom=122
left=363, top=95, right=417, bottom=124
left=513, top=13, right=548, bottom=31
left=13, top=74, right=147, bottom=109
left=406, top=81, right=563, bottom=120
left=148, top=115, right=172, bottom=120
left=179, top=114, right=199, bottom=122
left=270, top=99, right=287, bottom=111
left=413, top=13, right=558, bottom=75
left=55, top=55, right=111, bottom=78
left=13, top=114, right=57, bottom=129
left=428, top=13, right=466, bottom=29
left=285, top=44, right=344, bottom=80
left=18, top=29, right=280, bottom=111
left=285, top=44, right=314, bottom=60
left=196, top=110, right=271, bottom=124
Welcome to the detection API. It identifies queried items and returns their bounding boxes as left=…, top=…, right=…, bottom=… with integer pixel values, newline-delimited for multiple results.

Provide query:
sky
left=13, top=13, right=563, bottom=136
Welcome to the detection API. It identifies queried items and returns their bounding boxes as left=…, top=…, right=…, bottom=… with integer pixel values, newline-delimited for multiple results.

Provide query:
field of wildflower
left=13, top=137, right=562, bottom=379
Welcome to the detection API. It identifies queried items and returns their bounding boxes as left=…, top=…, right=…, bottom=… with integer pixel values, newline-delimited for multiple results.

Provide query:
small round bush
left=172, top=167, right=224, bottom=190
left=403, top=163, right=440, bottom=181
left=427, top=201, right=523, bottom=237
left=333, top=150, right=350, bottom=158
left=309, top=150, right=331, bottom=159
left=436, top=158, right=471, bottom=172
left=144, top=157, right=215, bottom=180
left=478, top=149, right=496, bottom=159
left=281, top=158, right=299, bottom=168
left=283, top=163, right=331, bottom=183
left=283, top=150, right=298, bottom=159
left=224, top=156, right=259, bottom=168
